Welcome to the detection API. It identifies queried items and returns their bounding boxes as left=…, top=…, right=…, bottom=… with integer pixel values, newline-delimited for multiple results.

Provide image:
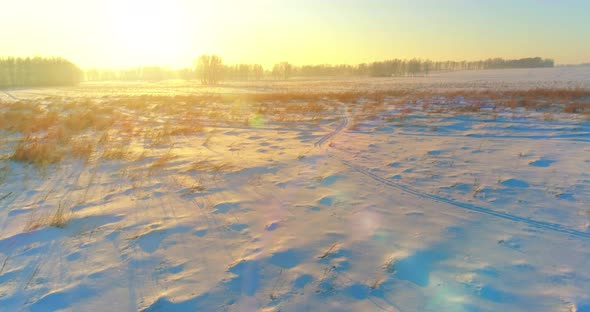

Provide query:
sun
left=108, top=0, right=193, bottom=66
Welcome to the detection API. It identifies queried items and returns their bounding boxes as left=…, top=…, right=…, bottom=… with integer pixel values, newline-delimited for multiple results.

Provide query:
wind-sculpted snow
left=339, top=158, right=590, bottom=239
left=1, top=77, right=590, bottom=311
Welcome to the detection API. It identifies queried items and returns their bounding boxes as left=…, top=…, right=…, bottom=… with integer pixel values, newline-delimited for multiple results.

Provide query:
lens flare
left=249, top=114, right=266, bottom=128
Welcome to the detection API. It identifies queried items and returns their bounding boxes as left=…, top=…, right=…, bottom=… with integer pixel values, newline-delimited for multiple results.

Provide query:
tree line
left=296, top=57, right=554, bottom=77
left=197, top=56, right=555, bottom=84
left=0, top=57, right=82, bottom=88
left=84, top=59, right=263, bottom=84
left=0, top=55, right=555, bottom=88
left=84, top=55, right=555, bottom=84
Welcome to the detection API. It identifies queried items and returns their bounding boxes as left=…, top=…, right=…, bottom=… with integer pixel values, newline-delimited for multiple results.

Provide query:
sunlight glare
left=108, top=0, right=193, bottom=65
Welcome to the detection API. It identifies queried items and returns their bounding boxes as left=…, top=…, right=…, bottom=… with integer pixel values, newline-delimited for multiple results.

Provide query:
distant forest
left=85, top=56, right=555, bottom=84
left=0, top=56, right=554, bottom=88
left=0, top=57, right=82, bottom=88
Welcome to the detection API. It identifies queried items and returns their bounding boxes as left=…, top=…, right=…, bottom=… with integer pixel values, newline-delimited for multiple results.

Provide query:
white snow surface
left=1, top=71, right=590, bottom=312
left=1, top=66, right=590, bottom=101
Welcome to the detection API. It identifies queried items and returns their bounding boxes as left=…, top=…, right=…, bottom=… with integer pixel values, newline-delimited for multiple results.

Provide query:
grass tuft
left=49, top=203, right=69, bottom=228
left=11, top=136, right=65, bottom=167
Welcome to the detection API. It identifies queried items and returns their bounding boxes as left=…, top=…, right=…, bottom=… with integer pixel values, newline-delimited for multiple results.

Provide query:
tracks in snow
left=314, top=112, right=348, bottom=148
left=1, top=90, right=17, bottom=100
left=315, top=113, right=590, bottom=240
left=339, top=158, right=590, bottom=239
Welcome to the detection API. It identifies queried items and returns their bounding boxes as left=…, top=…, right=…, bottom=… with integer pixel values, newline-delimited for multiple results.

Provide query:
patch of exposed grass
left=169, top=123, right=205, bottom=135
left=11, top=136, right=65, bottom=167
left=151, top=148, right=175, bottom=169
left=49, top=203, right=69, bottom=228
left=102, top=143, right=131, bottom=160
left=188, top=159, right=232, bottom=173
left=24, top=203, right=70, bottom=231
left=70, top=137, right=95, bottom=162
left=0, top=163, right=9, bottom=185
left=564, top=101, right=589, bottom=114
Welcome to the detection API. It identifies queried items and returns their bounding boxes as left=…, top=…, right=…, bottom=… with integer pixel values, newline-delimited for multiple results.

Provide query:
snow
left=1, top=70, right=590, bottom=311
left=1, top=66, right=590, bottom=101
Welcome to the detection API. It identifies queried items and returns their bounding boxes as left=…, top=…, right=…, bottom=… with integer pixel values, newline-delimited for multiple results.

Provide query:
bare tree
left=272, top=61, right=293, bottom=80
left=196, top=54, right=224, bottom=85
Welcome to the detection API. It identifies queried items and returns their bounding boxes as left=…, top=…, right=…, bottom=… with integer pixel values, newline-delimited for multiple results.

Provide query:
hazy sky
left=1, top=0, right=589, bottom=69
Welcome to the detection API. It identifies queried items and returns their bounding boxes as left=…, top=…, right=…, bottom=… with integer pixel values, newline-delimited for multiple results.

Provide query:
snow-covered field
left=1, top=66, right=590, bottom=101
left=1, top=69, right=590, bottom=311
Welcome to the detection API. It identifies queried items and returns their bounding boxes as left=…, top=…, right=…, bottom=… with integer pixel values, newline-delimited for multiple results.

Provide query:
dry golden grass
left=211, top=162, right=232, bottom=172
left=24, top=203, right=70, bottom=232
left=146, top=129, right=172, bottom=146
left=168, top=123, right=205, bottom=136
left=98, top=131, right=111, bottom=145
left=564, top=101, right=589, bottom=114
left=243, top=88, right=590, bottom=116
left=11, top=136, right=65, bottom=167
left=151, top=149, right=175, bottom=169
left=3, top=89, right=589, bottom=169
left=348, top=116, right=362, bottom=131
left=101, top=144, right=131, bottom=160
left=24, top=217, right=44, bottom=232
left=26, top=111, right=61, bottom=134
left=1, top=108, right=52, bottom=133
left=49, top=203, right=69, bottom=228
left=70, top=137, right=95, bottom=162
left=0, top=163, right=9, bottom=185
left=188, top=159, right=233, bottom=172
left=142, top=119, right=205, bottom=146
left=63, top=111, right=98, bottom=132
